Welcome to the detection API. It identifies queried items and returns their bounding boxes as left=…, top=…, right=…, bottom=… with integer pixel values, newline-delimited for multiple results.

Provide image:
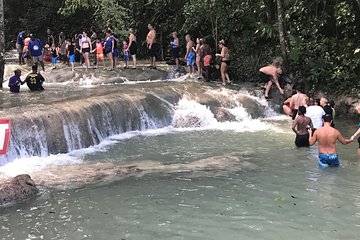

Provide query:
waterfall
left=0, top=85, right=279, bottom=165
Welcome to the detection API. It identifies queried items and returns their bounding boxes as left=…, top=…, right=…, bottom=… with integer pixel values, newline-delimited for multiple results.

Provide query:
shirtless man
left=146, top=23, right=157, bottom=69
left=309, top=114, right=353, bottom=168
left=258, top=57, right=284, bottom=98
left=290, top=85, right=307, bottom=120
left=185, top=34, right=195, bottom=74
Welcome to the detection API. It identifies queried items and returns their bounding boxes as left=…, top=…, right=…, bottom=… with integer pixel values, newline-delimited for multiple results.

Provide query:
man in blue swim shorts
left=309, top=114, right=353, bottom=168
left=185, top=34, right=195, bottom=75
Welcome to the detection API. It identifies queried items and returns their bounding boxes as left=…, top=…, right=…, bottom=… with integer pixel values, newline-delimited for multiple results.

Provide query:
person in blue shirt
left=8, top=69, right=23, bottom=93
left=16, top=31, right=25, bottom=65
left=28, top=34, right=45, bottom=72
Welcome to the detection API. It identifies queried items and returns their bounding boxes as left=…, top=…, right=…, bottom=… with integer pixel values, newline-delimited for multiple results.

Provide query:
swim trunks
left=295, top=133, right=310, bottom=147
left=97, top=53, right=104, bottom=61
left=258, top=71, right=271, bottom=83
left=291, top=109, right=298, bottom=120
left=148, top=43, right=158, bottom=58
left=358, top=136, right=360, bottom=148
left=187, top=51, right=195, bottom=66
left=172, top=47, right=179, bottom=59
left=204, top=55, right=212, bottom=67
left=129, top=42, right=137, bottom=56
left=69, top=54, right=75, bottom=63
left=319, top=153, right=340, bottom=168
left=52, top=57, right=57, bottom=65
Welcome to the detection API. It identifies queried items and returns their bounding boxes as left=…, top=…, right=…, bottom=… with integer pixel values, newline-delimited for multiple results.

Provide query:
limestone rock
left=0, top=174, right=38, bottom=206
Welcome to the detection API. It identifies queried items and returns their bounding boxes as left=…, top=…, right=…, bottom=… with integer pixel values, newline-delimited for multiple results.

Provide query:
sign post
left=0, top=119, right=11, bottom=155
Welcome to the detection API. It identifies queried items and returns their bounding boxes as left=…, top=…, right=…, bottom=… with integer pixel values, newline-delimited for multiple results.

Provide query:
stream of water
left=0, top=65, right=359, bottom=240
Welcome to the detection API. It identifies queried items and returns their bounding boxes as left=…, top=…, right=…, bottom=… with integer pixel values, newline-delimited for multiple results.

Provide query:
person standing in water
left=309, top=114, right=353, bottom=168
left=305, top=98, right=325, bottom=130
left=23, top=65, right=45, bottom=91
left=350, top=122, right=360, bottom=157
left=216, top=40, right=231, bottom=86
left=171, top=32, right=180, bottom=71
left=185, top=34, right=195, bottom=75
left=8, top=69, right=23, bottom=93
left=146, top=23, right=157, bottom=69
left=80, top=32, right=92, bottom=69
left=292, top=106, right=313, bottom=147
left=126, top=28, right=137, bottom=69
left=258, top=57, right=284, bottom=98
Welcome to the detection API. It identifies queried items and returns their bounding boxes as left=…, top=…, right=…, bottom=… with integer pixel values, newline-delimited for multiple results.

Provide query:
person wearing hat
left=350, top=122, right=360, bottom=157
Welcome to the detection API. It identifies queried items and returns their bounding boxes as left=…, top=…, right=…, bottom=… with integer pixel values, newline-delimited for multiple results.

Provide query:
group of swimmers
left=258, top=57, right=360, bottom=167
left=287, top=85, right=359, bottom=167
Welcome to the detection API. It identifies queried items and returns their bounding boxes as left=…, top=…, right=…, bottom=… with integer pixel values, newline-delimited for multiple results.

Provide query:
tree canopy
left=3, top=0, right=360, bottom=95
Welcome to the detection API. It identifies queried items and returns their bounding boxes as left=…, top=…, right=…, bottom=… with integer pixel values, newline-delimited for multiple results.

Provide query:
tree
left=0, top=0, right=4, bottom=89
left=276, top=0, right=288, bottom=69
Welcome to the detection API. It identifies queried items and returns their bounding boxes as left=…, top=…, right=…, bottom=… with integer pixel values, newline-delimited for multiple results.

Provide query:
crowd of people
left=14, top=24, right=232, bottom=85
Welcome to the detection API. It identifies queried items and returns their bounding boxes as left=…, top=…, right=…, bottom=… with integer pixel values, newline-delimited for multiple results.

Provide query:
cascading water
left=0, top=83, right=279, bottom=167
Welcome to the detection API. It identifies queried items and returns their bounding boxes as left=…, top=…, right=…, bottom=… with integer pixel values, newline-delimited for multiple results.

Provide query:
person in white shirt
left=306, top=98, right=325, bottom=130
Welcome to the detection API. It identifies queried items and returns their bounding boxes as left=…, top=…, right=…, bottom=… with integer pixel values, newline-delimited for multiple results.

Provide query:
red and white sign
left=0, top=119, right=11, bottom=155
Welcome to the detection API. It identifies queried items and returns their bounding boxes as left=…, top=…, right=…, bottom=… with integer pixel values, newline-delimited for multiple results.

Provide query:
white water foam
left=0, top=90, right=286, bottom=176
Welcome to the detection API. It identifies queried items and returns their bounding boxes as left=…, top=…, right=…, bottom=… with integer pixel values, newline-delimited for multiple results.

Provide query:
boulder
left=0, top=174, right=38, bottom=206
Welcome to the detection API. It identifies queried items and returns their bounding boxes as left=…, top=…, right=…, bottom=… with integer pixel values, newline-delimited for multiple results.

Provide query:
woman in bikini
left=216, top=40, right=231, bottom=86
left=80, top=32, right=92, bottom=69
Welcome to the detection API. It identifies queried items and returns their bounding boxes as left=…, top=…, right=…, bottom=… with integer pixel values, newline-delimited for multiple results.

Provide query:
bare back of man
left=290, top=93, right=307, bottom=110
left=309, top=115, right=352, bottom=167
left=259, top=65, right=277, bottom=79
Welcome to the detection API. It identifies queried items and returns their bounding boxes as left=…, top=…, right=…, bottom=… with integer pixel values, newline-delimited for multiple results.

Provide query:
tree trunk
left=0, top=0, right=4, bottom=88
left=276, top=0, right=288, bottom=70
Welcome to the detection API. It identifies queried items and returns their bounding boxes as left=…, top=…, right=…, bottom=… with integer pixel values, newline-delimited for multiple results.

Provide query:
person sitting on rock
left=258, top=57, right=284, bottom=98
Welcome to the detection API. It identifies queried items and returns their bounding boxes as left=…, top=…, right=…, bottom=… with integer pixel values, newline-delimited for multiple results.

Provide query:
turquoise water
left=1, top=122, right=359, bottom=240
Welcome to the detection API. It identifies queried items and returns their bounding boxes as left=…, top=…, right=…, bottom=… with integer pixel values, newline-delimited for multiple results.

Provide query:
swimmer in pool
left=309, top=114, right=353, bottom=168
left=350, top=105, right=360, bottom=157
